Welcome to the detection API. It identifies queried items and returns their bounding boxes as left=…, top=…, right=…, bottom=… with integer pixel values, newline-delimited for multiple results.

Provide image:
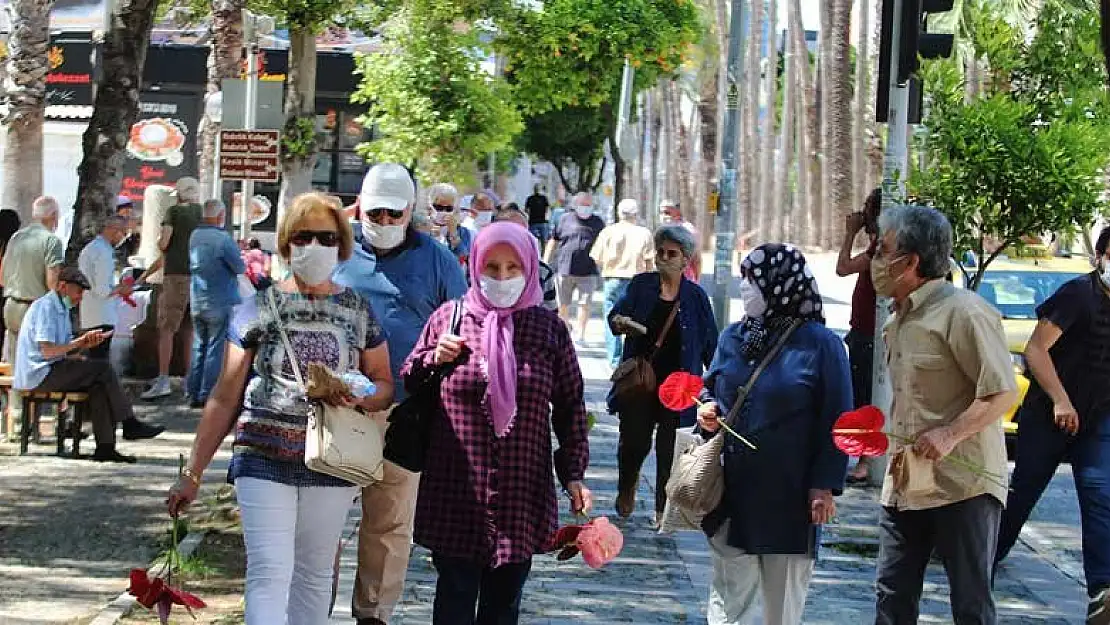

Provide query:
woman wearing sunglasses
left=166, top=192, right=394, bottom=625
left=403, top=221, right=591, bottom=624
left=426, top=182, right=472, bottom=267
left=607, top=224, right=718, bottom=527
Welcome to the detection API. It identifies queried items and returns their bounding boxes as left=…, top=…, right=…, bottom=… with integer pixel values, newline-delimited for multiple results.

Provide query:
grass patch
left=826, top=540, right=881, bottom=559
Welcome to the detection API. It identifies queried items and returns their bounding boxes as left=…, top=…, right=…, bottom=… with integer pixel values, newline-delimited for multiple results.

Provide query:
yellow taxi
left=953, top=253, right=1092, bottom=441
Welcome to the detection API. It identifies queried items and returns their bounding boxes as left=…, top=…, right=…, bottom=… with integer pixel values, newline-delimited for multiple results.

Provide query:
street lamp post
left=713, top=0, right=748, bottom=331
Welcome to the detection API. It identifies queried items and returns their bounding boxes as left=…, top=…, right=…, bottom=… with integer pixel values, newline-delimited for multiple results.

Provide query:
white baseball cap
left=618, top=198, right=639, bottom=215
left=360, top=163, right=415, bottom=211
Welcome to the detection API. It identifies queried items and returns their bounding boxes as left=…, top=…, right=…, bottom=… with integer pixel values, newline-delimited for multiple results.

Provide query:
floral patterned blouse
left=403, top=302, right=590, bottom=567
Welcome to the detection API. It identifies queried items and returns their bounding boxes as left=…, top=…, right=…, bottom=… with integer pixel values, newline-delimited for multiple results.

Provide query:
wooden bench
left=19, top=388, right=89, bottom=458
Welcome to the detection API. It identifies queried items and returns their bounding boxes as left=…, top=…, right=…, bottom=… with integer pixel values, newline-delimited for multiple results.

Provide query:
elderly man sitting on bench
left=14, top=266, right=163, bottom=462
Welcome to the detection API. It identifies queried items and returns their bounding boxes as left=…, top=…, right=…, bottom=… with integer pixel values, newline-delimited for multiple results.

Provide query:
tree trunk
left=198, top=0, right=244, bottom=198
left=775, top=39, right=796, bottom=243
left=739, top=0, right=764, bottom=241
left=67, top=0, right=159, bottom=259
left=789, top=0, right=818, bottom=248
left=650, top=86, right=662, bottom=215
left=2, top=0, right=52, bottom=223
left=1102, top=0, right=1110, bottom=88
left=853, top=0, right=871, bottom=212
left=670, top=81, right=693, bottom=228
left=278, top=28, right=317, bottom=219
left=760, top=0, right=779, bottom=242
left=698, top=57, right=720, bottom=249
left=826, top=0, right=854, bottom=248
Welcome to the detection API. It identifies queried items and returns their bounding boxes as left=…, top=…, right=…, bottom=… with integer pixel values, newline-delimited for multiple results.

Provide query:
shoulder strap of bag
left=267, top=287, right=306, bottom=392
left=644, top=300, right=680, bottom=359
left=722, top=319, right=803, bottom=425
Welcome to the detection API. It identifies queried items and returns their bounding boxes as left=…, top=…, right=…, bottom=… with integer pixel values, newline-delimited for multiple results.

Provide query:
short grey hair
left=654, top=225, right=696, bottom=259
left=878, top=204, right=953, bottom=280
left=31, top=196, right=58, bottom=219
left=176, top=177, right=201, bottom=203
left=102, top=215, right=128, bottom=230
left=203, top=199, right=225, bottom=218
left=427, top=183, right=458, bottom=207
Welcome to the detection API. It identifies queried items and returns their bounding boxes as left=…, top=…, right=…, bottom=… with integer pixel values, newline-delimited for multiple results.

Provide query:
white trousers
left=707, top=521, right=815, bottom=625
left=235, top=477, right=358, bottom=625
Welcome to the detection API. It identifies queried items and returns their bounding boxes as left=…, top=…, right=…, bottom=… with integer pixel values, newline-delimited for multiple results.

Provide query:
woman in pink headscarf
left=402, top=221, right=592, bottom=625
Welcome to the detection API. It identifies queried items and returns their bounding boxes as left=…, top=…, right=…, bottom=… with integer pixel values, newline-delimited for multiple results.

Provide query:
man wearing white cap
left=332, top=163, right=467, bottom=625
left=590, top=198, right=654, bottom=368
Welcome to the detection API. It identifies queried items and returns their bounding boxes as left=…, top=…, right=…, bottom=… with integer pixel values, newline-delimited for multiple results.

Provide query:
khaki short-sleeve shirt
left=880, top=279, right=1015, bottom=510
left=2, top=223, right=64, bottom=301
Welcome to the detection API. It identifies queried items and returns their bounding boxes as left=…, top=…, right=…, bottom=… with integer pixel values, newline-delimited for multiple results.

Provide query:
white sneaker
left=140, top=376, right=172, bottom=400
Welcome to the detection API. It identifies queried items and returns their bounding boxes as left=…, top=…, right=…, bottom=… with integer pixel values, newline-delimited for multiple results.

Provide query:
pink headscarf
left=465, top=222, right=543, bottom=437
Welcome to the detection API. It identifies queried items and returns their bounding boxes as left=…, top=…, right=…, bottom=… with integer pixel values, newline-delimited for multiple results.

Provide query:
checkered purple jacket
left=403, top=302, right=590, bottom=567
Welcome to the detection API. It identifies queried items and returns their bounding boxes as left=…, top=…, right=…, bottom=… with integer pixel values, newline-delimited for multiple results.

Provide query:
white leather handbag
left=267, top=289, right=384, bottom=487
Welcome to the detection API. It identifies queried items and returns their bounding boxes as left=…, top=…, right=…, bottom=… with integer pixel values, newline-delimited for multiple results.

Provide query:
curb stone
left=88, top=529, right=209, bottom=625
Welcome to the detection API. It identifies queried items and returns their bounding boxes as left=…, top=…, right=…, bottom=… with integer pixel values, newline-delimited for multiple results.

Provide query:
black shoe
left=189, top=399, right=205, bottom=409
left=1089, top=586, right=1110, bottom=625
left=356, top=619, right=387, bottom=625
left=122, top=420, right=165, bottom=441
left=91, top=447, right=136, bottom=463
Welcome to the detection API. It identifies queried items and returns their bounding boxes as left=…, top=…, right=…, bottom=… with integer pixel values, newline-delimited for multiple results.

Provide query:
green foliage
left=281, top=116, right=317, bottom=160
left=499, top=0, right=703, bottom=116
left=516, top=105, right=610, bottom=192
left=1012, top=0, right=1106, bottom=111
left=252, top=0, right=355, bottom=30
left=352, top=7, right=522, bottom=185
left=909, top=94, right=1110, bottom=286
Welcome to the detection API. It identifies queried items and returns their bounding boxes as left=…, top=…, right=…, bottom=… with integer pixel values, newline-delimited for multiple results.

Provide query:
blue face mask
left=60, top=294, right=75, bottom=310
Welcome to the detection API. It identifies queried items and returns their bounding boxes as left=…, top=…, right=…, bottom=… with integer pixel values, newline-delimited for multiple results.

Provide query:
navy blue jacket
left=606, top=272, right=718, bottom=425
left=703, top=320, right=851, bottom=555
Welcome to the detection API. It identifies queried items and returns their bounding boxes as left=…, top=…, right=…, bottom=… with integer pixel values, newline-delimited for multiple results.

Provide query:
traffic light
left=875, top=0, right=954, bottom=122
left=898, top=0, right=955, bottom=83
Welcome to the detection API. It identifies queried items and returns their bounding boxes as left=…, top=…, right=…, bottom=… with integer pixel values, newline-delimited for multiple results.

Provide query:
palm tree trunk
left=2, top=0, right=52, bottom=223
left=775, top=41, right=796, bottom=243
left=853, top=0, right=871, bottom=212
left=278, top=28, right=317, bottom=218
left=68, top=0, right=159, bottom=259
left=827, top=0, right=854, bottom=248
left=760, top=0, right=779, bottom=243
left=789, top=0, right=818, bottom=248
left=740, top=0, right=764, bottom=240
left=199, top=0, right=244, bottom=197
left=698, top=56, right=720, bottom=249
left=1101, top=0, right=1110, bottom=87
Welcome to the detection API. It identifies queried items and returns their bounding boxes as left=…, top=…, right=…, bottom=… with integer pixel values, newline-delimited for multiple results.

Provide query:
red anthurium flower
left=832, top=405, right=890, bottom=457
left=550, top=517, right=624, bottom=568
left=127, top=568, right=206, bottom=623
left=659, top=372, right=704, bottom=412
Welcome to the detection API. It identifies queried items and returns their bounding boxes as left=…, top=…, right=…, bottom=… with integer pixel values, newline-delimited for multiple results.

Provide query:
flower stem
left=885, top=433, right=1008, bottom=489
left=718, top=420, right=758, bottom=450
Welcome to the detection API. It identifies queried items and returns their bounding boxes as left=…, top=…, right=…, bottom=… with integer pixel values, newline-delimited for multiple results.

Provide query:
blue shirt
left=332, top=229, right=467, bottom=400
left=607, top=272, right=718, bottom=424
left=14, top=292, right=72, bottom=390
left=703, top=320, right=851, bottom=555
left=189, top=225, right=246, bottom=313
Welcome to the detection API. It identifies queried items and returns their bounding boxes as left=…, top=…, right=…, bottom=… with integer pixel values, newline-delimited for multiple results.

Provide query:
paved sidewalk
left=327, top=336, right=1091, bottom=624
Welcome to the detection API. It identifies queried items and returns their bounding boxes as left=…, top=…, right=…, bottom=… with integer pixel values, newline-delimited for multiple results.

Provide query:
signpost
left=218, top=129, right=279, bottom=239
left=713, top=0, right=747, bottom=331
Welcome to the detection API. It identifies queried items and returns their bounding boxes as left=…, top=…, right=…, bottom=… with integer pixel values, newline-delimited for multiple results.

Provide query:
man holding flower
left=871, top=205, right=1017, bottom=625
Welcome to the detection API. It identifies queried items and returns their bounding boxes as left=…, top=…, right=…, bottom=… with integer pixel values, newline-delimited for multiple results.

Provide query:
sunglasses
left=431, top=204, right=455, bottom=212
left=656, top=248, right=683, bottom=260
left=290, top=230, right=340, bottom=247
left=367, top=208, right=406, bottom=220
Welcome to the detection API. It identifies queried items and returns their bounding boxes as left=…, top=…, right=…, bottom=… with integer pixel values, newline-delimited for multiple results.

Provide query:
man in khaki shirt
left=590, top=198, right=654, bottom=368
left=871, top=205, right=1016, bottom=625
left=2, top=196, right=63, bottom=360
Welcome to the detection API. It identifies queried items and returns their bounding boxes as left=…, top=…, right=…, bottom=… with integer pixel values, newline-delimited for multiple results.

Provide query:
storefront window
left=314, top=107, right=370, bottom=200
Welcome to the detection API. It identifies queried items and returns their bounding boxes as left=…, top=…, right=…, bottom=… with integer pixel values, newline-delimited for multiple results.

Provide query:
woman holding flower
left=696, top=243, right=851, bottom=625
left=403, top=221, right=591, bottom=625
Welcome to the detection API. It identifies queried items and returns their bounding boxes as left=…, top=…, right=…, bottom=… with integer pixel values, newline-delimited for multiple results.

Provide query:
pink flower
left=575, top=517, right=624, bottom=569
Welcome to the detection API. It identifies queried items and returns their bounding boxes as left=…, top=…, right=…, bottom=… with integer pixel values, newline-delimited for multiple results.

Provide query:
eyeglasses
left=290, top=230, right=340, bottom=247
left=367, top=208, right=406, bottom=220
left=431, top=204, right=455, bottom=212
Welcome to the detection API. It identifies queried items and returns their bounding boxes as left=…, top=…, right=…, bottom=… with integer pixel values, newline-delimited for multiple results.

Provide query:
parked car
left=953, top=254, right=1091, bottom=448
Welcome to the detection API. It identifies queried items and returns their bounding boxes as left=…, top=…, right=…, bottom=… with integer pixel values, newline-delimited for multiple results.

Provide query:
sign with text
left=219, top=130, right=280, bottom=182
left=120, top=91, right=200, bottom=210
left=45, top=35, right=94, bottom=107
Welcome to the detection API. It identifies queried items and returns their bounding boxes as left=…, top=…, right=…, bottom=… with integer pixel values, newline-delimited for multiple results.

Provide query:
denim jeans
left=528, top=223, right=550, bottom=246
left=187, top=307, right=231, bottom=402
left=997, top=400, right=1110, bottom=595
left=431, top=554, right=532, bottom=625
left=602, top=278, right=630, bottom=368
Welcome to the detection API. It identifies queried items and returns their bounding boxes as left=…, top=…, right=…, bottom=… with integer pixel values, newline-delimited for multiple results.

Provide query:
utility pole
left=713, top=0, right=747, bottom=331
left=239, top=10, right=259, bottom=241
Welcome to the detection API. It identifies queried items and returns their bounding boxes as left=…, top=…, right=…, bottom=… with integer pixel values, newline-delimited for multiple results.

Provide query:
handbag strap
left=267, top=287, right=306, bottom=392
left=646, top=300, right=680, bottom=357
left=722, top=319, right=803, bottom=425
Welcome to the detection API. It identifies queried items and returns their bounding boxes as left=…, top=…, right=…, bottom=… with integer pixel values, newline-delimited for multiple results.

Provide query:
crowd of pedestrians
left=6, top=161, right=1108, bottom=625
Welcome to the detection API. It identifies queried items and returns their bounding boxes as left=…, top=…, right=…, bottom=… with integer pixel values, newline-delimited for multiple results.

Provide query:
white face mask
left=575, top=206, right=593, bottom=218
left=431, top=210, right=449, bottom=226
left=473, top=211, right=493, bottom=228
left=363, top=221, right=406, bottom=250
left=479, top=275, right=527, bottom=308
left=739, top=279, right=767, bottom=318
left=290, top=243, right=338, bottom=286
left=1101, top=263, right=1110, bottom=287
